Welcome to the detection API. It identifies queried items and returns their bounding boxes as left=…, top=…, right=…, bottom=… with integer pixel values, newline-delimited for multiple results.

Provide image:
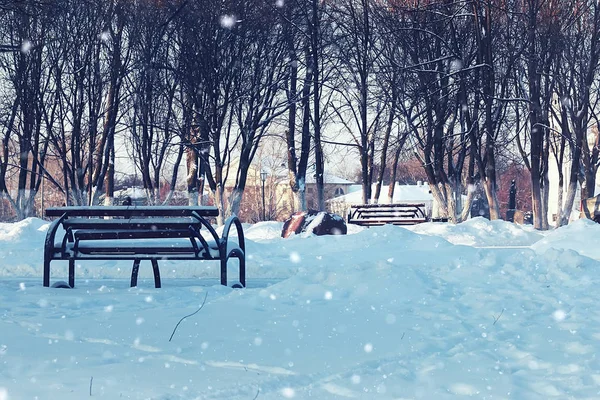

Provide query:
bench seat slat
left=74, top=229, right=194, bottom=240
left=62, top=217, right=202, bottom=230
left=352, top=207, right=421, bottom=211
left=62, top=238, right=222, bottom=258
left=349, top=219, right=427, bottom=225
left=353, top=212, right=421, bottom=218
left=349, top=203, right=425, bottom=209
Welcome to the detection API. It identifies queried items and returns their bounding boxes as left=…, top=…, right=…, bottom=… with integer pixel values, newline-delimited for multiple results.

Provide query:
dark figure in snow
left=507, top=180, right=517, bottom=222
left=122, top=196, right=132, bottom=206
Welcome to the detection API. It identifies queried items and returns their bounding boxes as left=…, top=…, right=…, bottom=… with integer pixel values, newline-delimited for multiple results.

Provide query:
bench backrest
left=45, top=206, right=219, bottom=218
left=348, top=203, right=428, bottom=226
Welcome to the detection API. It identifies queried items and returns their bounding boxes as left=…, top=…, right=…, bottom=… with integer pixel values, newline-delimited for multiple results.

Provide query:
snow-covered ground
left=2, top=217, right=600, bottom=399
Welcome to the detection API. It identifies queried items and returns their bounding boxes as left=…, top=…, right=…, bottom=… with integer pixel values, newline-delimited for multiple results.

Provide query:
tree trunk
left=311, top=0, right=325, bottom=211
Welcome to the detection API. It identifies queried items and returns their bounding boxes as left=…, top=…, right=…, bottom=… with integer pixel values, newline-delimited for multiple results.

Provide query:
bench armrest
left=43, top=213, right=67, bottom=287
left=221, top=215, right=245, bottom=253
left=219, top=215, right=246, bottom=287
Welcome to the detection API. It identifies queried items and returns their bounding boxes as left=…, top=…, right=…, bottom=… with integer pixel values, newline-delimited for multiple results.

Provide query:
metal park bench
left=43, top=206, right=245, bottom=289
left=348, top=203, right=429, bottom=226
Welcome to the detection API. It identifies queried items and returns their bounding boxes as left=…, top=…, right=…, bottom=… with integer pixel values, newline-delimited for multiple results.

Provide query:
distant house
left=303, top=173, right=355, bottom=208
left=327, top=182, right=435, bottom=219
left=268, top=172, right=355, bottom=218
left=220, top=161, right=356, bottom=221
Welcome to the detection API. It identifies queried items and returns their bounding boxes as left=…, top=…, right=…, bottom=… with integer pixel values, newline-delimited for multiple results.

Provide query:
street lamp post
left=260, top=171, right=268, bottom=221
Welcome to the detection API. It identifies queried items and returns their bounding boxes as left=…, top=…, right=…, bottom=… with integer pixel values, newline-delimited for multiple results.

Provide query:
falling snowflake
left=220, top=15, right=236, bottom=29
left=363, top=343, right=373, bottom=353
left=276, top=0, right=285, bottom=6
left=100, top=31, right=110, bottom=42
left=289, top=252, right=301, bottom=263
left=450, top=59, right=463, bottom=73
left=281, top=387, right=295, bottom=398
left=324, top=291, right=333, bottom=300
left=553, top=309, right=566, bottom=322
left=21, top=40, right=32, bottom=53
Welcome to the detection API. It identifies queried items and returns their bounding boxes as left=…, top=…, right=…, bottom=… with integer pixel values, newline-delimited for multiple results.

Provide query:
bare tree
left=90, top=0, right=129, bottom=206
left=0, top=0, right=55, bottom=218
left=227, top=4, right=288, bottom=217
left=125, top=0, right=180, bottom=205
left=278, top=0, right=333, bottom=212
left=41, top=0, right=108, bottom=206
left=396, top=0, right=472, bottom=222
left=550, top=0, right=600, bottom=226
left=518, top=0, right=562, bottom=229
left=329, top=0, right=382, bottom=205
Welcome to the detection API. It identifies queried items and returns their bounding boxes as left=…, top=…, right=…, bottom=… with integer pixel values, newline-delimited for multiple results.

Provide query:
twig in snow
left=401, top=332, right=405, bottom=340
left=169, top=292, right=208, bottom=342
left=89, top=376, right=93, bottom=396
left=493, top=308, right=505, bottom=325
left=252, top=388, right=260, bottom=400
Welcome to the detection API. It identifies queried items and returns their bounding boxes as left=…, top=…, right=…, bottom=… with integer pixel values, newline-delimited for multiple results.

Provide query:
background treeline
left=0, top=0, right=598, bottom=229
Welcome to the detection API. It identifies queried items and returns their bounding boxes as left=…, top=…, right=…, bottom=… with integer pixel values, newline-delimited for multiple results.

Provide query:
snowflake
left=21, top=40, right=32, bottom=54
left=220, top=15, right=236, bottom=29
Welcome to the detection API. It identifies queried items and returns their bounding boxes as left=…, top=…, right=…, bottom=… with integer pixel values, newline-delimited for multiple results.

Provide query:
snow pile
left=410, top=216, right=544, bottom=247
left=0, top=217, right=48, bottom=242
left=531, top=217, right=600, bottom=259
left=0, top=218, right=48, bottom=277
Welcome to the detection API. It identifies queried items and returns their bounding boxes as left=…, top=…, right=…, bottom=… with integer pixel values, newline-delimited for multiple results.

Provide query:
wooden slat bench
left=43, top=206, right=245, bottom=289
left=348, top=203, right=428, bottom=226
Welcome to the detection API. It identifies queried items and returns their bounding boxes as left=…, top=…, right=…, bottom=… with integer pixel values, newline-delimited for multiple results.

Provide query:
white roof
left=304, top=173, right=354, bottom=185
left=327, top=183, right=433, bottom=204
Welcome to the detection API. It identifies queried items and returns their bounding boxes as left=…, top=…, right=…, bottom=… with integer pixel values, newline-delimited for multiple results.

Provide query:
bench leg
left=130, top=260, right=161, bottom=288
left=151, top=259, right=161, bottom=288
left=68, top=259, right=75, bottom=288
left=220, top=257, right=227, bottom=286
left=43, top=257, right=51, bottom=287
left=239, top=253, right=246, bottom=288
left=131, top=259, right=141, bottom=287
